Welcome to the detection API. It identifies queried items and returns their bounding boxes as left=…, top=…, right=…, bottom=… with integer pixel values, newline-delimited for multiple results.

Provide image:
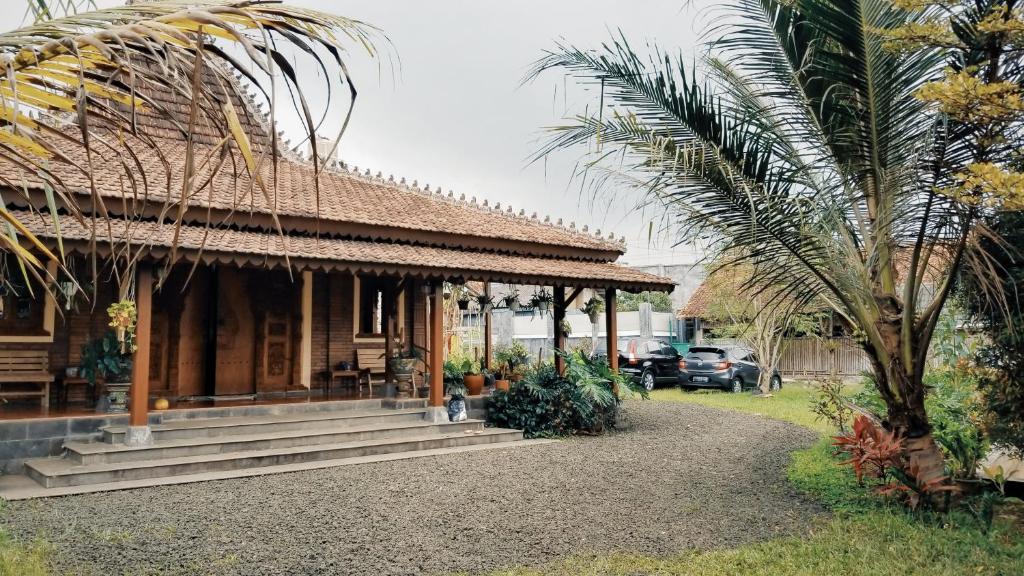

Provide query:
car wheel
left=730, top=376, right=744, bottom=393
left=641, top=370, right=656, bottom=391
left=769, top=375, right=782, bottom=392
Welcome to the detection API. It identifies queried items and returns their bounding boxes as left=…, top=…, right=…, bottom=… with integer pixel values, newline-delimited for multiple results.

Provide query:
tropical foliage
left=487, top=351, right=644, bottom=437
left=615, top=291, right=672, bottom=313
left=0, top=0, right=379, bottom=295
left=528, top=0, right=1024, bottom=481
left=963, top=211, right=1024, bottom=457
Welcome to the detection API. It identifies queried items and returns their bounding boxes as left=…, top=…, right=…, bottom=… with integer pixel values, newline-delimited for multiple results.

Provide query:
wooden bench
left=355, top=349, right=387, bottom=397
left=0, top=350, right=54, bottom=408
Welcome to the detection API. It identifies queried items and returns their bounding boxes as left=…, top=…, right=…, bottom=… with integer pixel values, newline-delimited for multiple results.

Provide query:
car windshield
left=687, top=347, right=725, bottom=361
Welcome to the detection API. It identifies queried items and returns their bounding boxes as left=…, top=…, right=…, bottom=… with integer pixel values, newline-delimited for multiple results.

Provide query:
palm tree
left=528, top=0, right=1004, bottom=480
left=0, top=0, right=378, bottom=291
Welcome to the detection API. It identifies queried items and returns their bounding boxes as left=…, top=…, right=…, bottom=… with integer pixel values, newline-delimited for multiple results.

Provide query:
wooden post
left=129, top=262, right=153, bottom=428
left=383, top=281, right=394, bottom=385
left=299, top=270, right=313, bottom=389
left=605, top=288, right=618, bottom=372
left=554, top=285, right=566, bottom=375
left=429, top=284, right=444, bottom=407
left=483, top=282, right=492, bottom=371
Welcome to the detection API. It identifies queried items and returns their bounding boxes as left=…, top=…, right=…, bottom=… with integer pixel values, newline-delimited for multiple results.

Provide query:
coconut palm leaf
left=529, top=0, right=991, bottom=450
left=0, top=0, right=380, bottom=291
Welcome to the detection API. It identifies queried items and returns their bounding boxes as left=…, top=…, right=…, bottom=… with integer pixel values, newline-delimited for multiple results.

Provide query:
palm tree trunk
left=865, top=323, right=947, bottom=486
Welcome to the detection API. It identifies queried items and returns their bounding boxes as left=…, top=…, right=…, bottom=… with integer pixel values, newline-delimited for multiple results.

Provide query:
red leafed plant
left=833, top=415, right=958, bottom=510
left=832, top=415, right=904, bottom=484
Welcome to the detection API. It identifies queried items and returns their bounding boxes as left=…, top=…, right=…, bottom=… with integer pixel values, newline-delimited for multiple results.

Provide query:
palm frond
left=0, top=0, right=380, bottom=289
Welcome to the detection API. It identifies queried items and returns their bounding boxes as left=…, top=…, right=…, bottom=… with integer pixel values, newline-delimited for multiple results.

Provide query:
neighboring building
left=629, top=262, right=706, bottom=313
left=0, top=63, right=673, bottom=490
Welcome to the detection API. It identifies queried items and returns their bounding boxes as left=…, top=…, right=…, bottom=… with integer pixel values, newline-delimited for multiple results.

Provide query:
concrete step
left=26, top=427, right=523, bottom=488
left=67, top=420, right=484, bottom=465
left=101, top=408, right=429, bottom=443
left=0, top=438, right=556, bottom=500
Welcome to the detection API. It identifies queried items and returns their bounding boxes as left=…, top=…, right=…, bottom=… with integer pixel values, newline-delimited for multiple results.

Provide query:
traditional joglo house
left=0, top=67, right=672, bottom=497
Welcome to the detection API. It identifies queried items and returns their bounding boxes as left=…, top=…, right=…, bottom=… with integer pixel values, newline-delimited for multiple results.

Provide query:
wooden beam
left=383, top=281, right=394, bottom=385
left=483, top=282, right=492, bottom=371
left=299, top=270, right=313, bottom=389
left=129, top=263, right=154, bottom=428
left=565, top=286, right=584, bottom=306
left=605, top=288, right=618, bottom=372
left=554, top=285, right=566, bottom=375
left=429, top=284, right=444, bottom=407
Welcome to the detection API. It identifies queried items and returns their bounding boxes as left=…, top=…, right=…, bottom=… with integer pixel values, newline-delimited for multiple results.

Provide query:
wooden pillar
left=429, top=284, right=444, bottom=407
left=299, top=270, right=313, bottom=389
left=383, top=281, right=394, bottom=384
left=554, top=285, right=566, bottom=375
left=129, top=263, right=153, bottom=428
left=605, top=288, right=618, bottom=372
left=483, top=282, right=492, bottom=371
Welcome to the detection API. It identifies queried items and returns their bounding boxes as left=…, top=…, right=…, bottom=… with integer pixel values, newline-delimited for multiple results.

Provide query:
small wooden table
left=327, top=370, right=361, bottom=397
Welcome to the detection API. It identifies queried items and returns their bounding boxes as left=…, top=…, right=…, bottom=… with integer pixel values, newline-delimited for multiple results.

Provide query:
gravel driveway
left=2, top=400, right=823, bottom=576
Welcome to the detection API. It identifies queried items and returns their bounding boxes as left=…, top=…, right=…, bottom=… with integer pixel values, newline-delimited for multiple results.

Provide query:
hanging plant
left=502, top=288, right=522, bottom=312
left=107, top=299, right=138, bottom=354
left=581, top=295, right=605, bottom=324
left=476, top=293, right=494, bottom=314
left=530, top=289, right=553, bottom=315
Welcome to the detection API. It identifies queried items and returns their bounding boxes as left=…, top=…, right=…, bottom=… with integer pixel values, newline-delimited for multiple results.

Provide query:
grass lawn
left=484, top=382, right=1024, bottom=576
left=0, top=503, right=48, bottom=576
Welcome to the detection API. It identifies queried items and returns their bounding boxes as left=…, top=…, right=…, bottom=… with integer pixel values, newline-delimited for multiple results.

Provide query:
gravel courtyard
left=2, top=401, right=823, bottom=576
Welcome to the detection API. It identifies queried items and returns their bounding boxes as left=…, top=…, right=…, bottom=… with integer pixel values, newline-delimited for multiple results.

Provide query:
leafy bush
left=486, top=350, right=644, bottom=437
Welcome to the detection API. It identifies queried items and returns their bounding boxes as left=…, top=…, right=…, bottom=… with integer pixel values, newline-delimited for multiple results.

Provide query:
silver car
left=680, top=345, right=782, bottom=393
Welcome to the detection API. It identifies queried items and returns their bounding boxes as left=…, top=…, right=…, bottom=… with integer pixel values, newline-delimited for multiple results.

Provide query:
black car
left=616, top=338, right=683, bottom=391
left=680, top=345, right=782, bottom=393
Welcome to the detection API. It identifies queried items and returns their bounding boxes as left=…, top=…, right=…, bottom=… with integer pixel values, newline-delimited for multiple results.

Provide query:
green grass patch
left=0, top=524, right=48, bottom=576
left=484, top=510, right=1024, bottom=576
left=650, top=382, right=832, bottom=433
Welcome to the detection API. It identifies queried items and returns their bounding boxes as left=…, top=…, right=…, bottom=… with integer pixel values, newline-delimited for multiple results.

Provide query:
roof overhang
left=13, top=211, right=675, bottom=293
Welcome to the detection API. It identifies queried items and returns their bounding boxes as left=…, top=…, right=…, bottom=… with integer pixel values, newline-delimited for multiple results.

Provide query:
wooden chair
left=0, top=350, right=54, bottom=408
left=355, top=349, right=387, bottom=397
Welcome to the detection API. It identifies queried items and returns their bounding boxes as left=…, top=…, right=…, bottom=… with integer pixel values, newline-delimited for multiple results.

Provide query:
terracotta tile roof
left=678, top=280, right=714, bottom=318
left=8, top=62, right=624, bottom=259
left=14, top=210, right=673, bottom=292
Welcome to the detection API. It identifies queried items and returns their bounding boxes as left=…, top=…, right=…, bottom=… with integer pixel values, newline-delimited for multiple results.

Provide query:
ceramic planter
left=588, top=311, right=600, bottom=324
left=508, top=300, right=521, bottom=312
left=494, top=379, right=510, bottom=392
left=464, top=373, right=485, bottom=395
left=457, top=299, right=470, bottom=311
left=105, top=382, right=131, bottom=413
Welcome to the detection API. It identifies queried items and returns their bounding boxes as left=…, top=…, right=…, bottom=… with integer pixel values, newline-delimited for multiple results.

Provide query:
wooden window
left=0, top=254, right=55, bottom=341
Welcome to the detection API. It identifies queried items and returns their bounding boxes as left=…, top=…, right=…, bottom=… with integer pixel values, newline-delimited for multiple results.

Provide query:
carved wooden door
left=262, top=310, right=292, bottom=388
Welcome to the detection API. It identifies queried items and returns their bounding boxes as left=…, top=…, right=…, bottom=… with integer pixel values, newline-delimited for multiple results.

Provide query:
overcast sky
left=7, top=1, right=715, bottom=266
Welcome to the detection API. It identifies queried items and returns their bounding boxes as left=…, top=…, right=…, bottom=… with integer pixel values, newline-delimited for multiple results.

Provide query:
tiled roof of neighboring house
left=678, top=280, right=714, bottom=318
left=13, top=211, right=674, bottom=292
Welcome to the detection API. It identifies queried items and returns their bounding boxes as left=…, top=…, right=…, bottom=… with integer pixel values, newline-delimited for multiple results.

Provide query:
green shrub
left=486, top=350, right=643, bottom=437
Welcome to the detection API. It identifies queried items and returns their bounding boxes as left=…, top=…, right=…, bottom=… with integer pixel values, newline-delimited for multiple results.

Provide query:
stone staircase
left=10, top=399, right=526, bottom=496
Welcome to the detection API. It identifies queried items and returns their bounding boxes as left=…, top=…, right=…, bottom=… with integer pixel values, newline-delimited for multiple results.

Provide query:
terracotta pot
left=495, top=379, right=510, bottom=392
left=511, top=373, right=524, bottom=382
left=464, top=374, right=485, bottom=395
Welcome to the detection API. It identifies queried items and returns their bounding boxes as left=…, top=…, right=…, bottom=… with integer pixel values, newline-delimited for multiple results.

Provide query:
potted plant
left=457, top=295, right=470, bottom=311
left=530, top=288, right=553, bottom=313
left=461, top=358, right=485, bottom=395
left=443, top=359, right=467, bottom=396
left=581, top=295, right=605, bottom=324
left=80, top=331, right=133, bottom=413
left=388, top=331, right=423, bottom=398
left=493, top=341, right=530, bottom=391
left=476, top=293, right=494, bottom=314
left=502, top=288, right=522, bottom=312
